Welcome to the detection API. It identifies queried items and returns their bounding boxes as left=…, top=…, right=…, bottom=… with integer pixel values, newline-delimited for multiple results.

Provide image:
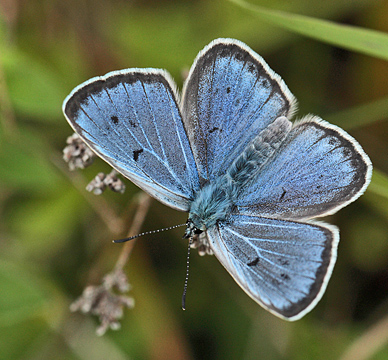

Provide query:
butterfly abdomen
left=226, top=116, right=292, bottom=191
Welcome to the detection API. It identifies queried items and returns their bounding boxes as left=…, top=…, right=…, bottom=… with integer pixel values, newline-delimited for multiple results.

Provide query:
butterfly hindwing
left=181, top=38, right=297, bottom=184
left=63, top=69, right=200, bottom=211
left=237, top=116, right=372, bottom=220
left=207, top=214, right=338, bottom=320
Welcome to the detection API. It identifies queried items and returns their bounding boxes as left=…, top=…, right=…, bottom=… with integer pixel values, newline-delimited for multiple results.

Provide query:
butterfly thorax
left=185, top=156, right=262, bottom=237
left=187, top=177, right=235, bottom=235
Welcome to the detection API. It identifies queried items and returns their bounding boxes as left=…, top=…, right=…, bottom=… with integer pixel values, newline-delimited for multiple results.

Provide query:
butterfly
left=63, top=38, right=372, bottom=321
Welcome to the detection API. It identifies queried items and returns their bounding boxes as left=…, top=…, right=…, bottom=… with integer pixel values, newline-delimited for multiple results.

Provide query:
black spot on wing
left=235, top=51, right=244, bottom=62
left=280, top=188, right=287, bottom=200
left=280, top=273, right=290, bottom=281
left=209, top=127, right=220, bottom=134
left=111, top=115, right=119, bottom=124
left=278, top=258, right=290, bottom=266
left=247, top=63, right=256, bottom=73
left=328, top=137, right=339, bottom=146
left=133, top=149, right=143, bottom=161
left=247, top=257, right=259, bottom=267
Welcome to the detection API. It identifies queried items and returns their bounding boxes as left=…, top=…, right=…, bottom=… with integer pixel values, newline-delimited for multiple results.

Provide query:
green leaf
left=326, top=96, right=388, bottom=130
left=229, top=0, right=388, bottom=61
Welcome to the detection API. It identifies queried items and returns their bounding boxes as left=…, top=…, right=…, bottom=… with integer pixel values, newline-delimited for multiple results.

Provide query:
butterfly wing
left=207, top=214, right=338, bottom=320
left=237, top=116, right=372, bottom=219
left=181, top=38, right=297, bottom=184
left=63, top=69, right=200, bottom=211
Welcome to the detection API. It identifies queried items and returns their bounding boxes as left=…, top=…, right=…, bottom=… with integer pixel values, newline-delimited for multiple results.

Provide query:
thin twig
left=69, top=192, right=152, bottom=335
left=340, top=313, right=388, bottom=360
left=114, top=193, right=152, bottom=271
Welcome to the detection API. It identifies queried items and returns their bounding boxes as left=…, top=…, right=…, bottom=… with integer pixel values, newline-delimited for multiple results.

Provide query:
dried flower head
left=190, top=232, right=213, bottom=256
left=86, top=170, right=126, bottom=195
left=70, top=269, right=134, bottom=336
left=63, top=133, right=95, bottom=170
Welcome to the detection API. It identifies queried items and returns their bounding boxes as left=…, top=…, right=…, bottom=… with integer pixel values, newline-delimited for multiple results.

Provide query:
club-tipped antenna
left=113, top=223, right=186, bottom=243
left=181, top=236, right=193, bottom=310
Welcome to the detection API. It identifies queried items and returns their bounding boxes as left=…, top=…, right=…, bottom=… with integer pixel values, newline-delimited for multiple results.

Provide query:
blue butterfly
left=63, top=39, right=372, bottom=320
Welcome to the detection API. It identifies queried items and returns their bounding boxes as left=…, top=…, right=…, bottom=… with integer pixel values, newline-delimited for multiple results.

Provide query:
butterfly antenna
left=113, top=223, right=186, bottom=243
left=182, top=236, right=193, bottom=310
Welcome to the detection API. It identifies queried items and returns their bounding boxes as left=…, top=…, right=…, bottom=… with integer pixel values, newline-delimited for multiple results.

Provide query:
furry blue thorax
left=187, top=117, right=292, bottom=232
left=188, top=177, right=235, bottom=232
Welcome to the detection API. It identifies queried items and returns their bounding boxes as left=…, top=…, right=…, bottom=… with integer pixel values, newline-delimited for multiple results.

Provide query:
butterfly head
left=183, top=219, right=203, bottom=239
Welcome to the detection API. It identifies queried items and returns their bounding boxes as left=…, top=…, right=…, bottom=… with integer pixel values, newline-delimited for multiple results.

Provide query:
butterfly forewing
left=63, top=69, right=200, bottom=211
left=181, top=39, right=297, bottom=183
left=237, top=117, right=372, bottom=220
left=207, top=215, right=338, bottom=320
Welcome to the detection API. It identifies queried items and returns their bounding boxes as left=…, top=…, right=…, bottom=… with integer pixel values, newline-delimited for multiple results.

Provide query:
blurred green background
left=1, top=0, right=388, bottom=359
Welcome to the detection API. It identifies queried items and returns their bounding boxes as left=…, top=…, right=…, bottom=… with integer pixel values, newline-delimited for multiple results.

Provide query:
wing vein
left=140, top=80, right=184, bottom=187
left=164, top=85, right=195, bottom=194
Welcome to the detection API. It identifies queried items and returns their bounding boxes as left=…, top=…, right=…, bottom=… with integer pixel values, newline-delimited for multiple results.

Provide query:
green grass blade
left=367, top=169, right=388, bottom=201
left=229, top=0, right=388, bottom=61
left=326, top=96, right=388, bottom=130
left=363, top=169, right=388, bottom=220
